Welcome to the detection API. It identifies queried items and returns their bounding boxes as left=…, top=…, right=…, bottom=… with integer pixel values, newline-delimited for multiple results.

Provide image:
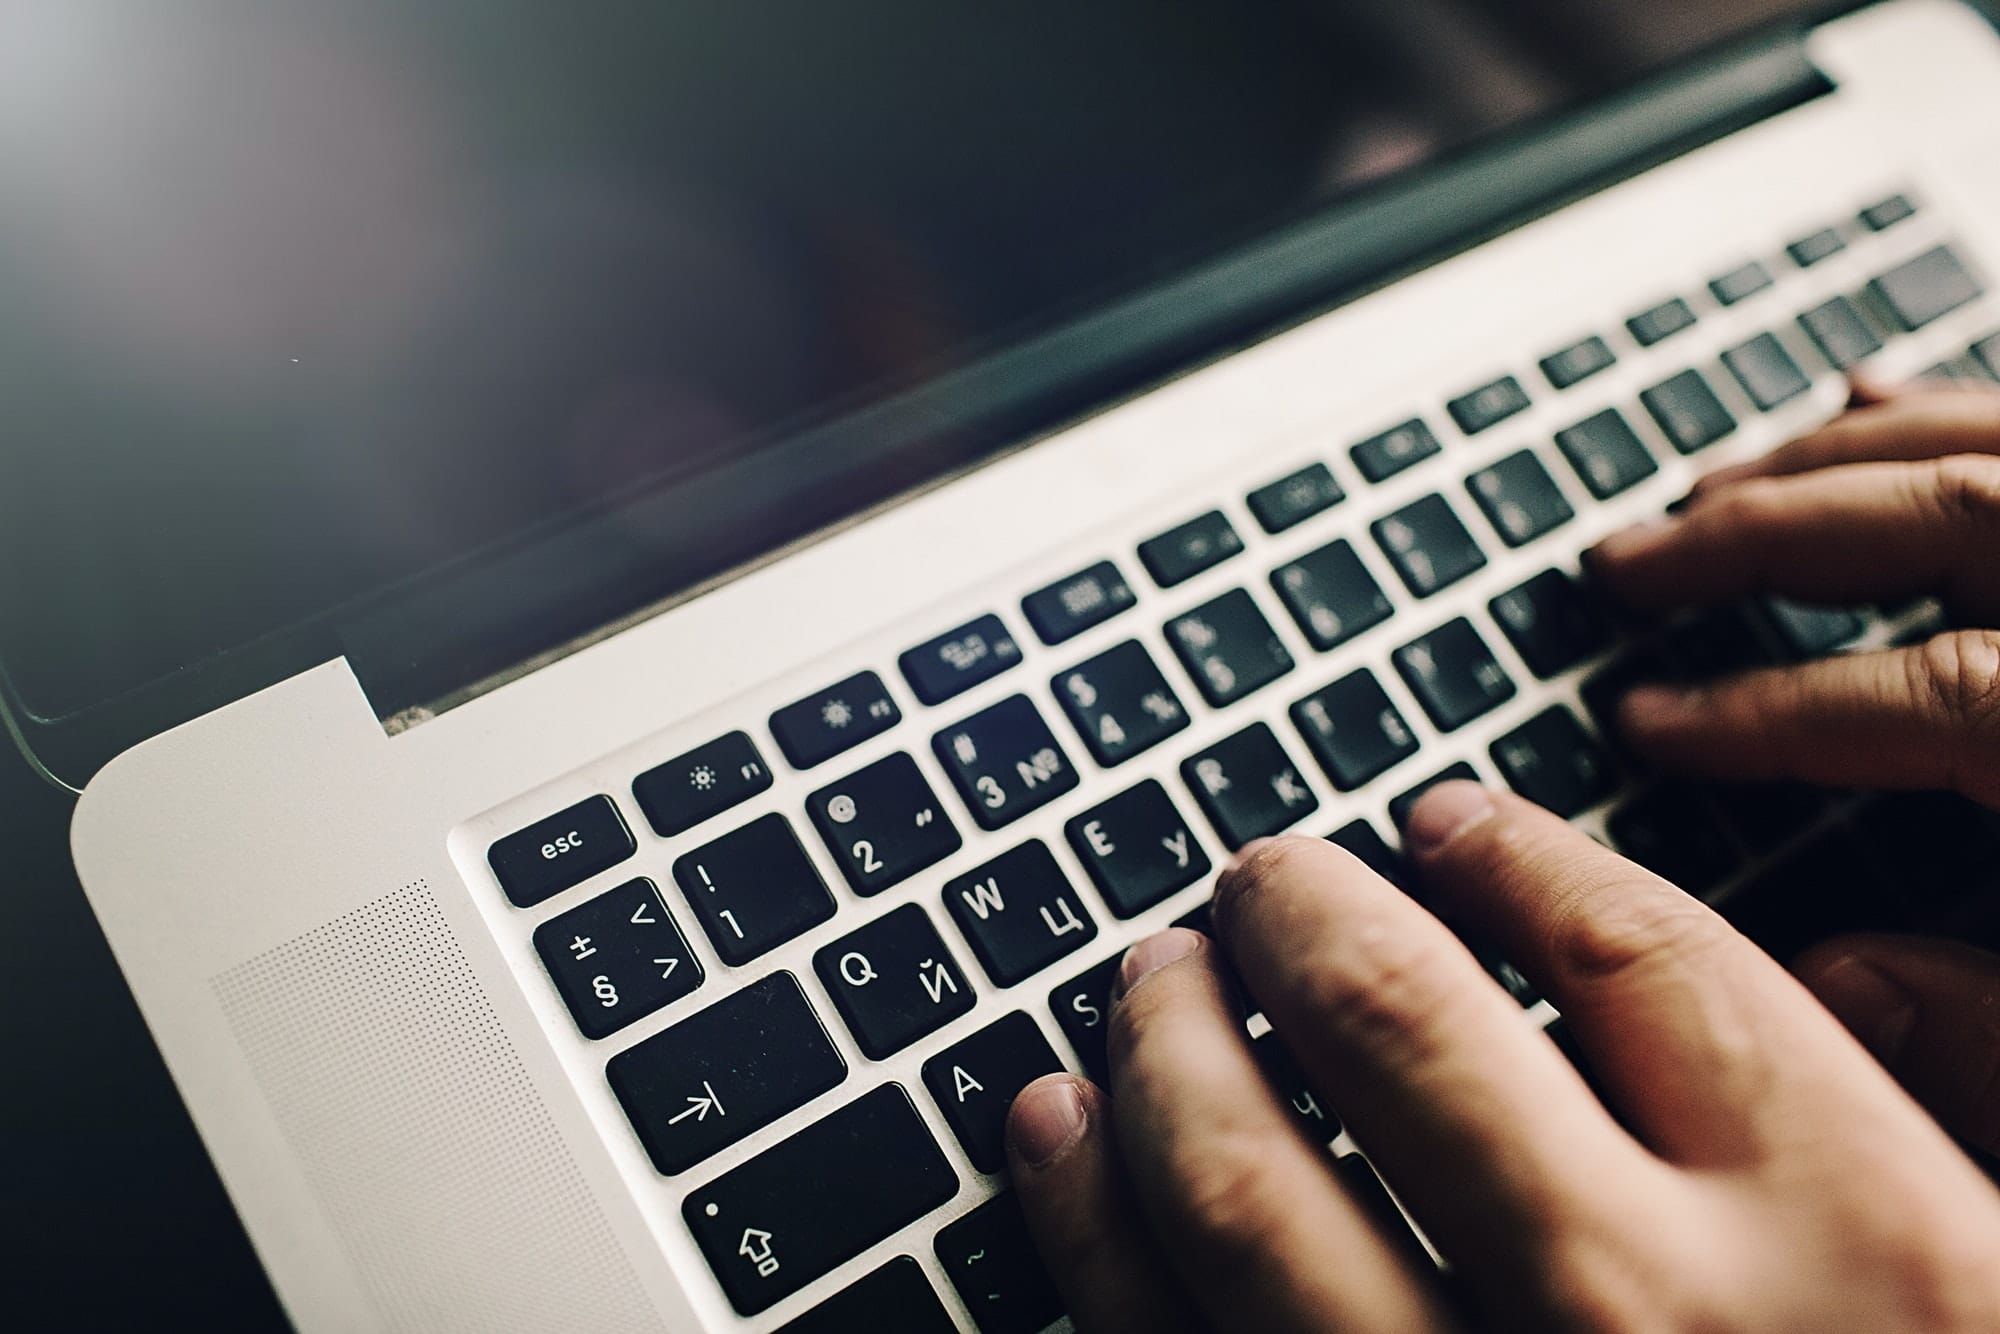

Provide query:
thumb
left=1796, top=935, right=2000, bottom=1157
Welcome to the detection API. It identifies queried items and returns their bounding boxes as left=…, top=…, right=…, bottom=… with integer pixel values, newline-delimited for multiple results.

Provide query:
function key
left=1389, top=761, right=1482, bottom=831
left=533, top=879, right=703, bottom=1039
left=633, top=731, right=773, bottom=837
left=1052, top=639, right=1191, bottom=767
left=1490, top=570, right=1611, bottom=679
left=1393, top=618, right=1516, bottom=732
left=1640, top=370, right=1737, bottom=454
left=1372, top=495, right=1487, bottom=598
left=674, top=814, right=837, bottom=964
left=1786, top=228, right=1847, bottom=268
left=898, top=614, right=1022, bottom=706
left=1021, top=561, right=1137, bottom=645
left=1350, top=419, right=1442, bottom=483
left=1446, top=375, right=1532, bottom=436
left=1182, top=721, right=1319, bottom=850
left=1466, top=450, right=1574, bottom=548
left=771, top=671, right=901, bottom=770
left=683, top=1084, right=957, bottom=1316
left=1270, top=539, right=1394, bottom=652
left=922, top=1011, right=1064, bottom=1172
left=488, top=794, right=636, bottom=909
left=609, top=971, right=846, bottom=1176
left=1539, top=335, right=1617, bottom=390
left=1049, top=954, right=1122, bottom=1085
left=1869, top=245, right=1984, bottom=332
left=777, top=1257, right=956, bottom=1334
left=1064, top=779, right=1210, bottom=918
left=1290, top=669, right=1419, bottom=793
left=806, top=752, right=962, bottom=895
left=1860, top=194, right=1917, bottom=232
left=1721, top=333, right=1812, bottom=412
left=1165, top=588, right=1294, bottom=707
left=1246, top=463, right=1344, bottom=533
left=936, top=1194, right=1066, bottom=1334
left=1490, top=706, right=1617, bottom=818
left=1798, top=295, right=1882, bottom=369
left=813, top=904, right=975, bottom=1059
left=933, top=695, right=1080, bottom=830
left=1709, top=261, right=1775, bottom=307
left=1554, top=407, right=1657, bottom=499
left=1626, top=297, right=1697, bottom=347
left=944, top=841, right=1099, bottom=987
left=1138, top=510, right=1244, bottom=588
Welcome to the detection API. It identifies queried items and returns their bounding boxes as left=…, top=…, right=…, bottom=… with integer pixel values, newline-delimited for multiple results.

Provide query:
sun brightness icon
left=821, top=699, right=853, bottom=729
left=689, top=765, right=717, bottom=791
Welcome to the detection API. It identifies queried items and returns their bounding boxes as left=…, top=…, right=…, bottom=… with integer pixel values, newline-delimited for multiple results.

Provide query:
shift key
left=684, top=1084, right=959, bottom=1315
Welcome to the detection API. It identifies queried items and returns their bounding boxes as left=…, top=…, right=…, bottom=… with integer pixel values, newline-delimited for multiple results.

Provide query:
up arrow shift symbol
left=738, top=1228, right=775, bottom=1262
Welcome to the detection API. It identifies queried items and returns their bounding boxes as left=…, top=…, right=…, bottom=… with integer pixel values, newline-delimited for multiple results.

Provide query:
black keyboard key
left=1165, top=588, right=1294, bottom=707
left=1388, top=762, right=1481, bottom=831
left=1270, top=539, right=1395, bottom=651
left=1763, top=597, right=1864, bottom=658
left=684, top=1084, right=956, bottom=1316
left=1490, top=570, right=1613, bottom=679
left=899, top=615, right=1023, bottom=706
left=1139, top=510, right=1244, bottom=588
left=923, top=1012, right=1064, bottom=1173
left=1182, top=722, right=1319, bottom=850
left=814, top=904, right=975, bottom=1059
left=1540, top=335, right=1617, bottom=390
left=674, top=815, right=837, bottom=964
left=1247, top=462, right=1344, bottom=533
left=806, top=752, right=962, bottom=896
left=1372, top=495, right=1487, bottom=598
left=633, top=731, right=774, bottom=837
left=1871, top=245, right=1983, bottom=331
left=610, top=972, right=846, bottom=1176
left=1467, top=449, right=1574, bottom=548
left=1787, top=228, right=1846, bottom=268
left=937, top=1194, right=1065, bottom=1334
left=534, top=879, right=704, bottom=1039
left=1608, top=785, right=1740, bottom=895
left=945, top=841, right=1099, bottom=987
left=1052, top=639, right=1190, bottom=767
left=777, top=1257, right=956, bottom=1334
left=1661, top=606, right=1774, bottom=680
left=1554, top=408, right=1657, bottom=498
left=1350, top=419, right=1443, bottom=483
left=1859, top=194, right=1916, bottom=231
left=933, top=695, right=1081, bottom=830
left=1065, top=779, right=1209, bottom=918
left=771, top=672, right=902, bottom=770
left=1974, top=334, right=2000, bottom=379
left=1049, top=954, right=1122, bottom=1085
left=1254, top=1031, right=1340, bottom=1141
left=1580, top=650, right=1671, bottom=757
left=1641, top=370, right=1737, bottom=454
left=1490, top=707, right=1616, bottom=818
left=488, top=795, right=636, bottom=908
left=1710, top=261, right=1775, bottom=307
left=1327, top=819, right=1407, bottom=887
left=1447, top=375, right=1532, bottom=435
left=1021, top=560, right=1137, bottom=645
left=1291, top=669, right=1419, bottom=792
left=1626, top=297, right=1697, bottom=347
left=1799, top=296, right=1882, bottom=370
left=1722, top=333, right=1813, bottom=411
left=1393, top=619, right=1516, bottom=732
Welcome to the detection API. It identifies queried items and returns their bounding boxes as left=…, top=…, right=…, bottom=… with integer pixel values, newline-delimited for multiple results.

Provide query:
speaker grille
left=213, top=880, right=661, bottom=1333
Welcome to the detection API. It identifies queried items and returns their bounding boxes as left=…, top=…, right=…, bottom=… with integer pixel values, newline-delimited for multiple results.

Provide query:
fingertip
left=1403, top=780, right=1496, bottom=856
left=1587, top=515, right=1680, bottom=567
left=1618, top=683, right=1703, bottom=736
left=1008, top=1073, right=1093, bottom=1170
left=1113, top=927, right=1205, bottom=1002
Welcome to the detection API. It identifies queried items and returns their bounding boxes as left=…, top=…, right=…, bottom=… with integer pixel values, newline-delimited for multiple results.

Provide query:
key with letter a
left=922, top=1012, right=1064, bottom=1173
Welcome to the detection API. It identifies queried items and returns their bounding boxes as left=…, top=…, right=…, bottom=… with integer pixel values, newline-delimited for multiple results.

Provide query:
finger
left=1209, top=838, right=1659, bottom=1294
left=1620, top=631, right=2000, bottom=808
left=1796, top=935, right=2000, bottom=1157
left=1590, top=455, right=2000, bottom=620
left=1688, top=390, right=2000, bottom=497
left=1006, top=1074, right=1205, bottom=1334
left=1106, top=929, right=1455, bottom=1334
left=1405, top=784, right=1938, bottom=1169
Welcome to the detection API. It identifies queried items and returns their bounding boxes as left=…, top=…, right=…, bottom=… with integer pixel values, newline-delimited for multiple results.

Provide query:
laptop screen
left=0, top=0, right=1827, bottom=722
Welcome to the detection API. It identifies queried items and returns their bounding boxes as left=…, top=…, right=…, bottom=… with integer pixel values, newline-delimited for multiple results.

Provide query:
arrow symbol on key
left=668, top=1079, right=725, bottom=1125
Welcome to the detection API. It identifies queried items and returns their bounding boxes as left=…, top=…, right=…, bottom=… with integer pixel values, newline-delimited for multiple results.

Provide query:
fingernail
left=1009, top=1076, right=1089, bottom=1168
left=1620, top=683, right=1703, bottom=731
left=1809, top=955, right=1918, bottom=1061
left=1113, top=928, right=1201, bottom=1001
left=1404, top=781, right=1495, bottom=853
left=1590, top=516, right=1679, bottom=563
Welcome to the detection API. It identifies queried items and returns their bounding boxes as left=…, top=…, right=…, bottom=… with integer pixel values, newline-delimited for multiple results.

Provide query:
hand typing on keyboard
left=1000, top=383, right=2000, bottom=1333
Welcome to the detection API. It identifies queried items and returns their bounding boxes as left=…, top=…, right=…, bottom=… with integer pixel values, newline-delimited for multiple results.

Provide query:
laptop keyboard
left=475, top=190, right=2000, bottom=1330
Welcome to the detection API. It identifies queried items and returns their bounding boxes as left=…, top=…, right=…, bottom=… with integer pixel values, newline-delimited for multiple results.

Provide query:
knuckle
left=1162, top=1131, right=1301, bottom=1264
left=1297, top=917, right=1468, bottom=1060
left=1547, top=880, right=1732, bottom=987
left=1915, top=630, right=2000, bottom=732
left=1929, top=455, right=2000, bottom=530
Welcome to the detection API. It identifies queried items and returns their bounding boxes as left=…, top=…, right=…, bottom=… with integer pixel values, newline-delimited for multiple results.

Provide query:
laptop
left=10, top=0, right=2000, bottom=1328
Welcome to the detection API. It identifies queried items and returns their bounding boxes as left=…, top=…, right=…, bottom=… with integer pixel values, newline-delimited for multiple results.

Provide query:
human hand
left=1004, top=792, right=2000, bottom=1332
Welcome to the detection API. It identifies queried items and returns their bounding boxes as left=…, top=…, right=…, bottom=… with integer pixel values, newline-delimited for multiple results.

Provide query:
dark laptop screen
left=0, top=0, right=1825, bottom=720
